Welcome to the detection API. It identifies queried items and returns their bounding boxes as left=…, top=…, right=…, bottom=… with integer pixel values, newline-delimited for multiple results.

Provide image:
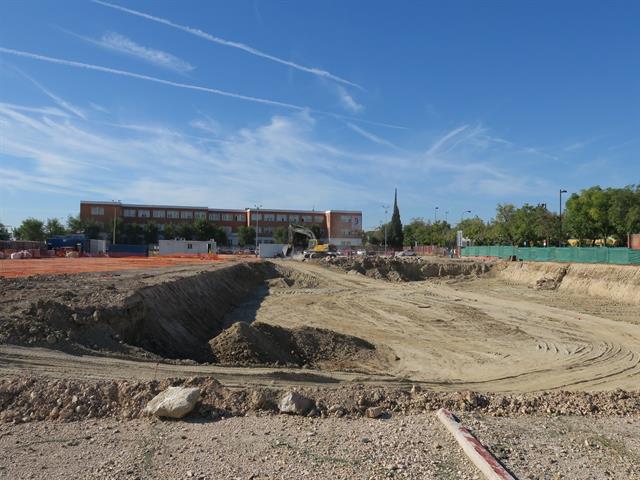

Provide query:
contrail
left=0, top=47, right=405, bottom=129
left=12, top=66, right=87, bottom=119
left=91, top=0, right=363, bottom=90
left=0, top=46, right=305, bottom=110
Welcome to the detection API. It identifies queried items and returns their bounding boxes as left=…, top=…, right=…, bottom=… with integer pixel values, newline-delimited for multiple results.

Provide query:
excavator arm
left=283, top=224, right=318, bottom=256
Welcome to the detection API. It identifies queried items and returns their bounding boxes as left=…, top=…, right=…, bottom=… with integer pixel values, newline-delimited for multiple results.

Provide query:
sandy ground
left=2, top=413, right=639, bottom=480
left=1, top=259, right=639, bottom=391
left=237, top=260, right=640, bottom=392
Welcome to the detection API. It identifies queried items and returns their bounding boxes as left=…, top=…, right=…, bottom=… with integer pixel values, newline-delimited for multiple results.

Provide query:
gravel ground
left=2, top=413, right=639, bottom=480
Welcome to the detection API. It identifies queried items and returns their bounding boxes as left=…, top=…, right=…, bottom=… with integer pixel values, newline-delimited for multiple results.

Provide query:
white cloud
left=0, top=47, right=403, bottom=130
left=346, top=122, right=398, bottom=150
left=91, top=0, right=362, bottom=89
left=15, top=68, right=86, bottom=119
left=97, top=32, right=195, bottom=73
left=89, top=102, right=110, bottom=113
left=337, top=86, right=363, bottom=113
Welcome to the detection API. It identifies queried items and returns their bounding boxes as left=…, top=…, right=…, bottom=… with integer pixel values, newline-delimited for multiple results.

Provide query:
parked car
left=395, top=250, right=416, bottom=257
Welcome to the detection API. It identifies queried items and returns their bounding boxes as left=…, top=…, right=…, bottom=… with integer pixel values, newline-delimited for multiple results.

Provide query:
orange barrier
left=0, top=255, right=258, bottom=278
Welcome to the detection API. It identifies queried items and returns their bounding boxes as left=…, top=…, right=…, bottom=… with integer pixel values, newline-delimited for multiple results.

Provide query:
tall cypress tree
left=389, top=188, right=404, bottom=248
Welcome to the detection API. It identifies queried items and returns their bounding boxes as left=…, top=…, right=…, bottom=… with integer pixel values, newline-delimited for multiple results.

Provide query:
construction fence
left=461, top=245, right=640, bottom=265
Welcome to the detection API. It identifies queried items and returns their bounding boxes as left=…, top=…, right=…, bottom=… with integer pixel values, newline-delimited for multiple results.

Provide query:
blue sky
left=1, top=0, right=639, bottom=230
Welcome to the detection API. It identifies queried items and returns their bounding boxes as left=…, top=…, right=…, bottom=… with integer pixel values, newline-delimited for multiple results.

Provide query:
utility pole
left=559, top=189, right=567, bottom=246
left=382, top=204, right=390, bottom=255
left=434, top=206, right=439, bottom=223
left=460, top=210, right=471, bottom=224
left=112, top=200, right=120, bottom=245
left=254, top=204, right=262, bottom=254
left=445, top=211, right=449, bottom=223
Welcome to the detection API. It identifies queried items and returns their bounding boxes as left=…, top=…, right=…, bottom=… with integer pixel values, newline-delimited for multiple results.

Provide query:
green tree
left=163, top=223, right=177, bottom=240
left=238, top=226, right=256, bottom=246
left=14, top=218, right=45, bottom=241
left=193, top=219, right=218, bottom=241
left=0, top=222, right=11, bottom=241
left=273, top=227, right=288, bottom=244
left=388, top=188, right=403, bottom=248
left=66, top=214, right=84, bottom=234
left=177, top=223, right=196, bottom=240
left=44, top=218, right=67, bottom=237
left=143, top=223, right=159, bottom=244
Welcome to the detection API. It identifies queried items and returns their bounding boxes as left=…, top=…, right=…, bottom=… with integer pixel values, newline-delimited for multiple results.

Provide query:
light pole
left=445, top=211, right=449, bottom=223
left=559, top=189, right=567, bottom=246
left=382, top=204, right=390, bottom=255
left=111, top=200, right=120, bottom=245
left=460, top=210, right=471, bottom=224
left=254, top=204, right=262, bottom=253
left=434, top=206, right=439, bottom=223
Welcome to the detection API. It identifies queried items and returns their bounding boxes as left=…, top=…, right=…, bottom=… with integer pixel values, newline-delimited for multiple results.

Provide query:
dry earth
left=1, top=257, right=640, bottom=479
left=2, top=413, right=639, bottom=480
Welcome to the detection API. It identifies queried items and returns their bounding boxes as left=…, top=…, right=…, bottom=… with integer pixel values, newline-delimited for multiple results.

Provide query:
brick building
left=80, top=201, right=363, bottom=246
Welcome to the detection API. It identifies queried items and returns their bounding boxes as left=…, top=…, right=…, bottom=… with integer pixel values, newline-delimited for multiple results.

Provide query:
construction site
left=1, top=252, right=639, bottom=479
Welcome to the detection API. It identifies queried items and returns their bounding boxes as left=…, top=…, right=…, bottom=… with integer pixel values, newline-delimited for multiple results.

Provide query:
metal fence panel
left=461, top=246, right=640, bottom=265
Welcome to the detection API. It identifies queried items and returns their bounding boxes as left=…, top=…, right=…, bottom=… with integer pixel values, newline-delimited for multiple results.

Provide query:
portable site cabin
left=158, top=239, right=217, bottom=256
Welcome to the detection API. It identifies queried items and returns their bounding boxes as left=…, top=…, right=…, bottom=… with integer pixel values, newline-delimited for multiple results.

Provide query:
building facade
left=80, top=201, right=363, bottom=246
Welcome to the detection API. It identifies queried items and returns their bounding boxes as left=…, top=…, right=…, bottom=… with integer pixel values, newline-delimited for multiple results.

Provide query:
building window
left=263, top=226, right=273, bottom=234
left=222, top=226, right=232, bottom=234
left=138, top=210, right=150, bottom=218
left=263, top=213, right=275, bottom=221
left=235, top=214, right=246, bottom=222
left=277, top=214, right=288, bottom=222
left=341, top=215, right=352, bottom=223
left=124, top=209, right=136, bottom=217
left=209, top=213, right=220, bottom=221
left=314, top=215, right=324, bottom=223
left=342, top=229, right=351, bottom=236
left=222, top=214, right=233, bottom=221
left=187, top=243, right=193, bottom=249
left=180, top=211, right=193, bottom=220
left=289, top=215, right=299, bottom=223
left=251, top=213, right=262, bottom=221
left=301, top=215, right=312, bottom=223
left=167, top=210, right=179, bottom=219
left=153, top=210, right=165, bottom=219
left=194, top=211, right=206, bottom=220
left=90, top=206, right=104, bottom=216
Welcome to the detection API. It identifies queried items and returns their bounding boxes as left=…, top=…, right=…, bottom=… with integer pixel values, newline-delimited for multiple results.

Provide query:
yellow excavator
left=282, top=224, right=337, bottom=258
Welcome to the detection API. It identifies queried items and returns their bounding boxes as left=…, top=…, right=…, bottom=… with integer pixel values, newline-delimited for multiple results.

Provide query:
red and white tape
left=436, top=408, right=517, bottom=480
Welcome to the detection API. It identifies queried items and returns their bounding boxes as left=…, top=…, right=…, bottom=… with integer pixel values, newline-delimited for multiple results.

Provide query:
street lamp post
left=382, top=204, right=389, bottom=255
left=111, top=200, right=120, bottom=245
left=254, top=204, right=262, bottom=254
left=460, top=210, right=471, bottom=223
left=559, top=189, right=567, bottom=246
left=445, top=211, right=449, bottom=223
left=434, top=206, right=439, bottom=223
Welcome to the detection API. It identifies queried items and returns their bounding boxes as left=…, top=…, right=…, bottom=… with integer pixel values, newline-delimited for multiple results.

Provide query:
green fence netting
left=461, top=246, right=640, bottom=265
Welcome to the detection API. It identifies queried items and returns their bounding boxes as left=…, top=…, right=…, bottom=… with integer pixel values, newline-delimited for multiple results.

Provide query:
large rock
left=278, top=391, right=314, bottom=415
left=144, top=387, right=201, bottom=419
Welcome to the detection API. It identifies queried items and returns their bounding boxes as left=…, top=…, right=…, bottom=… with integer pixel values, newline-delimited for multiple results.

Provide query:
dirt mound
left=495, top=261, right=640, bottom=304
left=210, top=322, right=388, bottom=372
left=2, top=375, right=639, bottom=424
left=322, top=256, right=491, bottom=281
left=0, top=262, right=292, bottom=362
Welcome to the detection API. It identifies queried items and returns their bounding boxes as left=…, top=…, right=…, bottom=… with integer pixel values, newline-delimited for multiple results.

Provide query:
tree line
left=2, top=215, right=324, bottom=247
left=364, top=185, right=640, bottom=248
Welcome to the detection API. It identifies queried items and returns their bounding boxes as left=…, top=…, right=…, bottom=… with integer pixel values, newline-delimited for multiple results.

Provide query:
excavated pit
left=0, top=261, right=384, bottom=368
left=321, top=255, right=492, bottom=281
